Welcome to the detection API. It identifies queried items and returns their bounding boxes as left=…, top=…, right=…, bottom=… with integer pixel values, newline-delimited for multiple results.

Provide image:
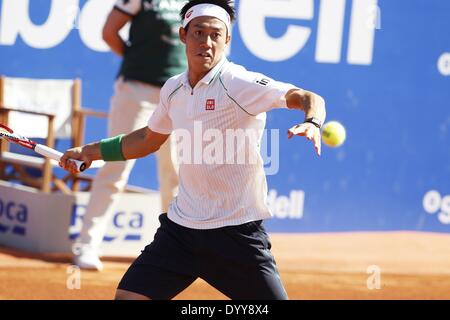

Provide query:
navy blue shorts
left=117, top=214, right=288, bottom=300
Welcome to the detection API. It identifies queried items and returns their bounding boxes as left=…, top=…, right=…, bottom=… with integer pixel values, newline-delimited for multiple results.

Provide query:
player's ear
left=179, top=27, right=187, bottom=44
left=225, top=33, right=231, bottom=45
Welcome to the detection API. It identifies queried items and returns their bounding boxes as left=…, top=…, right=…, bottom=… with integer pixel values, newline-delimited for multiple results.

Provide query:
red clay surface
left=1, top=232, right=450, bottom=300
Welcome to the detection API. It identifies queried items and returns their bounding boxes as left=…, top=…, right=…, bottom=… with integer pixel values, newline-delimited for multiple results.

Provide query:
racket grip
left=35, top=144, right=87, bottom=172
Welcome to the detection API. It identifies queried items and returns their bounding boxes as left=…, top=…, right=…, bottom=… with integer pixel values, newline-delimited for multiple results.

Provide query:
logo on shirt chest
left=205, top=99, right=216, bottom=111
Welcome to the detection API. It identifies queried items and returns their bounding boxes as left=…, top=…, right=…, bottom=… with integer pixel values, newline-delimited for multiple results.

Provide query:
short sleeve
left=147, top=84, right=173, bottom=134
left=227, top=66, right=297, bottom=115
left=114, top=0, right=141, bottom=16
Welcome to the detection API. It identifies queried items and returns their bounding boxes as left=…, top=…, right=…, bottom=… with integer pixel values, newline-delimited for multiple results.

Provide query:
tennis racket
left=0, top=123, right=86, bottom=172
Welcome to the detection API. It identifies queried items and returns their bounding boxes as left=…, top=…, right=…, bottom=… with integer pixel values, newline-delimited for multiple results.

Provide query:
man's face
left=180, top=16, right=230, bottom=76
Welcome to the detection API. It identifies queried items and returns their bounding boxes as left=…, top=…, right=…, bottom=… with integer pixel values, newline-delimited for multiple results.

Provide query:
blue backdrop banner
left=0, top=0, right=449, bottom=233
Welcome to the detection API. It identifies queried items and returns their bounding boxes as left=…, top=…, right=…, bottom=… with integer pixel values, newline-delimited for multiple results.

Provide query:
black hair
left=180, top=0, right=236, bottom=29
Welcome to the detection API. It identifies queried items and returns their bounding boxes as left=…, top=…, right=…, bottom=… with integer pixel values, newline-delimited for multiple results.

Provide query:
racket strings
left=0, top=125, right=35, bottom=149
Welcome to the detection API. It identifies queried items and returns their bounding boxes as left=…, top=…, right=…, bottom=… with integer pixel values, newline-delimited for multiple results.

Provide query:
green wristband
left=100, top=134, right=125, bottom=161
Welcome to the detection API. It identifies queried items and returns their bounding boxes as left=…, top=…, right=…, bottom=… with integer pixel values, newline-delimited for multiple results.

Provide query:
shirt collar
left=181, top=57, right=228, bottom=88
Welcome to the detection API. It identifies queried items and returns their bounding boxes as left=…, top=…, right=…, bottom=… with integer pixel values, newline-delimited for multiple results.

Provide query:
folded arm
left=102, top=8, right=132, bottom=57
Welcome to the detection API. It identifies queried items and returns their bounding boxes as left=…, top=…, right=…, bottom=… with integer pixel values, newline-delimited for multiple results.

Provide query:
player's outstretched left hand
left=288, top=122, right=321, bottom=156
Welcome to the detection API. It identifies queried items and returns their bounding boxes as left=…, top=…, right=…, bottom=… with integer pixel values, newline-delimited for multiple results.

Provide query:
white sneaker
left=73, top=245, right=104, bottom=271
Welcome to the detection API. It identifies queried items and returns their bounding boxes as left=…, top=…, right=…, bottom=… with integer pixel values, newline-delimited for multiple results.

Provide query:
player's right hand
left=59, top=146, right=92, bottom=174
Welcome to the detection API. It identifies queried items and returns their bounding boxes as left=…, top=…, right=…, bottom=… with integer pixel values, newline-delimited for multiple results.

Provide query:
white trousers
left=77, top=77, right=179, bottom=250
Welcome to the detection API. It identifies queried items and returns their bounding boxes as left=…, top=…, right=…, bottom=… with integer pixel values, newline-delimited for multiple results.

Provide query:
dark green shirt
left=115, top=0, right=187, bottom=87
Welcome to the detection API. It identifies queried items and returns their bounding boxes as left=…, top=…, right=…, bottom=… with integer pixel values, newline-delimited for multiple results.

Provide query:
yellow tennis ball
left=322, top=121, right=346, bottom=147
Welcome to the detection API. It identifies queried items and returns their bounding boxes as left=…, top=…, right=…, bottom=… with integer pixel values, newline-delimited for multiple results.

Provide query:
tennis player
left=60, top=0, right=326, bottom=300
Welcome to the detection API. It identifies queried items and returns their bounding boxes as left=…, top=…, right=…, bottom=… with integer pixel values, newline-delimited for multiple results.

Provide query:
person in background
left=73, top=0, right=187, bottom=271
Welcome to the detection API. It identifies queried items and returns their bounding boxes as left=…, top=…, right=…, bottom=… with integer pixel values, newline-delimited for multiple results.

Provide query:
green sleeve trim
left=100, top=134, right=126, bottom=161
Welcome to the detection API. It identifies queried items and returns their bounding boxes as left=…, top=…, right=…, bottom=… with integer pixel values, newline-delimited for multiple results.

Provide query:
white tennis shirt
left=148, top=58, right=296, bottom=229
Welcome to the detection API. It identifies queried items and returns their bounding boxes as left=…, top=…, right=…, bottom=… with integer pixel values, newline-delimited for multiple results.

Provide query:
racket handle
left=35, top=144, right=87, bottom=172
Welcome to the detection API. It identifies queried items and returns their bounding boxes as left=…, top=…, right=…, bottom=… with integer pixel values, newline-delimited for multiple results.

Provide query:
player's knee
left=114, top=289, right=151, bottom=300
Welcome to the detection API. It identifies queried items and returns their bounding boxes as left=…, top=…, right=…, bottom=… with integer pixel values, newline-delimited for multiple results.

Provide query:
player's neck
left=188, top=71, right=208, bottom=88
left=188, top=72, right=207, bottom=88
left=187, top=59, right=222, bottom=88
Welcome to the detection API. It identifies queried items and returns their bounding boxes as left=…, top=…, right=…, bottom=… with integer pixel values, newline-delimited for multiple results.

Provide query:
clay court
left=1, top=232, right=449, bottom=300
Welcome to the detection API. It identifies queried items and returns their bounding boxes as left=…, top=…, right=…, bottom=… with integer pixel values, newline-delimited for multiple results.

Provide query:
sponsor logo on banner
left=0, top=197, right=28, bottom=236
left=267, top=189, right=304, bottom=219
left=423, top=190, right=450, bottom=225
left=239, top=0, right=379, bottom=65
left=0, top=0, right=378, bottom=64
left=68, top=204, right=144, bottom=242
left=0, top=0, right=185, bottom=52
left=437, top=52, right=450, bottom=76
